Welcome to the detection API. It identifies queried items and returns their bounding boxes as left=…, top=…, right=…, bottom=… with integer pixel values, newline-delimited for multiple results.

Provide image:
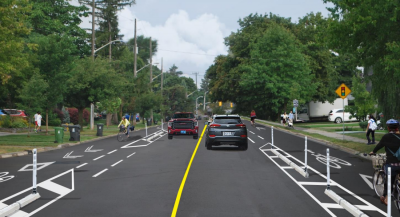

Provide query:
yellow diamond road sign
left=335, top=83, right=351, bottom=99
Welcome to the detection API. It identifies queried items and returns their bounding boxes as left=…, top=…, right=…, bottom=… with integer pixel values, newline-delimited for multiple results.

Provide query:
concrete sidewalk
left=252, top=118, right=372, bottom=144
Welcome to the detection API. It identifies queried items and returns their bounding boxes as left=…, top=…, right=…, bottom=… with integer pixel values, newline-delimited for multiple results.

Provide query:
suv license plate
left=223, top=132, right=233, bottom=136
left=181, top=131, right=186, bottom=134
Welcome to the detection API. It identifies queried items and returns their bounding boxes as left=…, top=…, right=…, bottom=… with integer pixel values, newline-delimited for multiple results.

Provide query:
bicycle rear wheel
left=373, top=170, right=385, bottom=197
left=117, top=131, right=125, bottom=142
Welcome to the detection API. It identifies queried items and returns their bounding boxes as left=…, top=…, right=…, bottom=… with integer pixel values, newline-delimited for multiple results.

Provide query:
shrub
left=153, top=113, right=161, bottom=122
left=62, top=107, right=70, bottom=123
left=67, top=108, right=89, bottom=125
left=53, top=108, right=64, bottom=122
left=359, top=121, right=368, bottom=131
left=0, top=116, right=12, bottom=128
left=48, top=119, right=61, bottom=126
left=11, top=119, right=27, bottom=128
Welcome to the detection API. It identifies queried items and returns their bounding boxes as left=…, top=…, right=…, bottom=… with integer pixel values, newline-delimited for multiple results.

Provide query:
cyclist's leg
left=126, top=125, right=130, bottom=136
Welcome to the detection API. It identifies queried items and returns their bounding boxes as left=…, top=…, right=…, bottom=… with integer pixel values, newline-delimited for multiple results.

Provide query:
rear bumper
left=206, top=136, right=247, bottom=146
left=168, top=128, right=198, bottom=135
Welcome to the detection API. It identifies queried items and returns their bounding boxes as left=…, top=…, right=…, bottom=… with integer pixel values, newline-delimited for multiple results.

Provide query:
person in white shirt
left=37, top=112, right=43, bottom=132
left=34, top=112, right=39, bottom=132
left=366, top=114, right=377, bottom=144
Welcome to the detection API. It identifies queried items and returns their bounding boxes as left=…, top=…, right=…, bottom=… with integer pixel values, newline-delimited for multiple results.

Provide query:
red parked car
left=168, top=112, right=199, bottom=140
left=3, top=109, right=27, bottom=118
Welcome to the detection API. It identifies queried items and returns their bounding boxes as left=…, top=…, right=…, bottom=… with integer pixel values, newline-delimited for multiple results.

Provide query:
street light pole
left=149, top=38, right=153, bottom=123
left=203, top=91, right=208, bottom=110
left=196, top=96, right=203, bottom=117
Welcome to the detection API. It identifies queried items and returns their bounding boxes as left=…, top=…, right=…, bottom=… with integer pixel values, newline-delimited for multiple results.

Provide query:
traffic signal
left=341, top=87, right=345, bottom=96
left=230, top=103, right=233, bottom=107
left=219, top=101, right=222, bottom=106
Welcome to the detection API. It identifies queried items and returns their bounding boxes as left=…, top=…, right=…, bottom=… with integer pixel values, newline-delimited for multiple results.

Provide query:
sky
left=73, top=0, right=333, bottom=86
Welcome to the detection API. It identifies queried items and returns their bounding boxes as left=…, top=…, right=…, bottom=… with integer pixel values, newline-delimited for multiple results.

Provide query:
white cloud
left=118, top=9, right=229, bottom=76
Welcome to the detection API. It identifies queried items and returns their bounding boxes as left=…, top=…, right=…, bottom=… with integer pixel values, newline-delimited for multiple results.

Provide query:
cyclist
left=118, top=116, right=131, bottom=138
left=369, top=119, right=400, bottom=205
left=250, top=110, right=256, bottom=126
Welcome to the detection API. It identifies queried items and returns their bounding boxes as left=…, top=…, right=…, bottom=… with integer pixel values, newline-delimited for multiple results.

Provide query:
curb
left=252, top=120, right=372, bottom=161
left=0, top=125, right=161, bottom=159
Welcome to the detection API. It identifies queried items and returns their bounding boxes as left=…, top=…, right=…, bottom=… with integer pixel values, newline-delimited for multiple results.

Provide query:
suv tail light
left=209, top=135, right=216, bottom=137
left=240, top=135, right=247, bottom=138
left=210, top=124, right=221, bottom=128
left=236, top=124, right=246, bottom=128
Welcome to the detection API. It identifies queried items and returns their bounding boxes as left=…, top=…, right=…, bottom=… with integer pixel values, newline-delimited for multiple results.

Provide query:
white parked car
left=328, top=109, right=357, bottom=123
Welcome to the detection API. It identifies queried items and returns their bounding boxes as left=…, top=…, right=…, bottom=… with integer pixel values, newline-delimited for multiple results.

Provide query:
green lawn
left=294, top=122, right=360, bottom=128
left=0, top=121, right=150, bottom=154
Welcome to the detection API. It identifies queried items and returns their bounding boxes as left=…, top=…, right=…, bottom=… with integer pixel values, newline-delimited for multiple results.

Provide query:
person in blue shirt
left=289, top=111, right=294, bottom=121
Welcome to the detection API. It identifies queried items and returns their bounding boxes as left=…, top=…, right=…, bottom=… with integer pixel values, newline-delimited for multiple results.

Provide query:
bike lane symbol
left=0, top=172, right=14, bottom=183
left=307, top=150, right=351, bottom=169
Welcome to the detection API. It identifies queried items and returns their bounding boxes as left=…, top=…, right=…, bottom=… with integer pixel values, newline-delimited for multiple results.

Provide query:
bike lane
left=246, top=121, right=390, bottom=216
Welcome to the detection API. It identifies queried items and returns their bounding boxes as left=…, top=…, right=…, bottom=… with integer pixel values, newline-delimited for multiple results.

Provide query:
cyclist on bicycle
left=369, top=119, right=400, bottom=205
left=250, top=110, right=256, bottom=126
left=118, top=117, right=131, bottom=137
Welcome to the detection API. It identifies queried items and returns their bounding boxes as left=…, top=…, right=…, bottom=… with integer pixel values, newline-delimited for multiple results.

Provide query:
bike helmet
left=386, top=119, right=399, bottom=128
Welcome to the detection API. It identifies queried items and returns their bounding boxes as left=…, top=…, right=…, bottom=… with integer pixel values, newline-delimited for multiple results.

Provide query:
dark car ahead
left=205, top=115, right=248, bottom=150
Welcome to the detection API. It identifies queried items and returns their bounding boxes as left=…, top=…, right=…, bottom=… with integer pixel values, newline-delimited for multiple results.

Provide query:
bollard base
left=0, top=193, right=40, bottom=217
left=325, top=189, right=368, bottom=217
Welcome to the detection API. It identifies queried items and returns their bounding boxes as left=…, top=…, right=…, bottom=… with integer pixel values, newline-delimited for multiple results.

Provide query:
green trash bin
left=54, top=127, right=64, bottom=143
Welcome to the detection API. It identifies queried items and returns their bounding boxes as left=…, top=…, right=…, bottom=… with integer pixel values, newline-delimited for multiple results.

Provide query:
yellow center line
left=171, top=125, right=208, bottom=217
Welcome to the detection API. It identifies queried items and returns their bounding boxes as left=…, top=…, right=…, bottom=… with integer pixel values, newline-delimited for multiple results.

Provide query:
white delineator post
left=271, top=126, right=274, bottom=150
left=327, top=148, right=330, bottom=190
left=145, top=122, right=148, bottom=137
left=388, top=167, right=391, bottom=217
left=304, top=137, right=308, bottom=172
left=33, top=148, right=37, bottom=194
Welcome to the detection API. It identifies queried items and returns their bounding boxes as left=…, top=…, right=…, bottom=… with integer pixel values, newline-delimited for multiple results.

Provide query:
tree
left=97, top=97, right=122, bottom=126
left=65, top=57, right=121, bottom=126
left=324, top=0, right=400, bottom=119
left=0, top=0, right=32, bottom=84
left=345, top=76, right=375, bottom=122
left=127, top=35, right=157, bottom=64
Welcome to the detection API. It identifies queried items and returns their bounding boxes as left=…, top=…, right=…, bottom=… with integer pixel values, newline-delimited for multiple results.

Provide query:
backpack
left=370, top=119, right=377, bottom=131
left=388, top=134, right=400, bottom=161
left=129, top=125, right=135, bottom=131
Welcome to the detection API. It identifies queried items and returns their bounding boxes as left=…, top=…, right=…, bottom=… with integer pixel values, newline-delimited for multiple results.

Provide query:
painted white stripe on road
left=127, top=152, right=136, bottom=158
left=108, top=149, right=117, bottom=154
left=76, top=163, right=88, bottom=168
left=40, top=180, right=71, bottom=195
left=281, top=166, right=293, bottom=169
left=257, top=135, right=264, bottom=140
left=93, top=169, right=108, bottom=177
left=93, top=155, right=105, bottom=161
left=298, top=182, right=337, bottom=186
left=249, top=131, right=255, bottom=134
left=111, top=160, right=123, bottom=167
left=248, top=138, right=255, bottom=143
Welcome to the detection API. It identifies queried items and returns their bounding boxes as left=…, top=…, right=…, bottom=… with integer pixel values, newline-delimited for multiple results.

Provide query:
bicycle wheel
left=117, top=131, right=125, bottom=142
left=373, top=170, right=385, bottom=197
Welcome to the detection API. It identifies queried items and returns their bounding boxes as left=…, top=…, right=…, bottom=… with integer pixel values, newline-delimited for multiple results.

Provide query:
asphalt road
left=0, top=121, right=392, bottom=216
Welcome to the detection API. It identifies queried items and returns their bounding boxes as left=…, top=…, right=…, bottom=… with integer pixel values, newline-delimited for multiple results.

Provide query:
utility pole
left=90, top=0, right=95, bottom=130
left=204, top=91, right=208, bottom=110
left=149, top=37, right=153, bottom=123
left=192, top=72, right=198, bottom=90
left=108, top=21, right=112, bottom=61
left=161, top=58, right=163, bottom=122
left=133, top=19, right=137, bottom=77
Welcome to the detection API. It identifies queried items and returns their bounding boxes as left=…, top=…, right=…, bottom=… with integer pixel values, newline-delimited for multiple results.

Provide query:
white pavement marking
left=63, top=151, right=83, bottom=159
left=0, top=169, right=74, bottom=217
left=259, top=143, right=386, bottom=216
left=85, top=145, right=103, bottom=152
left=18, top=162, right=55, bottom=172
left=107, top=149, right=117, bottom=154
left=121, top=130, right=166, bottom=149
left=298, top=182, right=337, bottom=186
left=111, top=160, right=123, bottom=167
left=93, top=155, right=105, bottom=161
left=248, top=138, right=255, bottom=143
left=359, top=174, right=373, bottom=190
left=127, top=152, right=136, bottom=158
left=76, top=163, right=88, bottom=168
left=249, top=131, right=255, bottom=134
left=257, top=135, right=264, bottom=140
left=93, top=169, right=108, bottom=178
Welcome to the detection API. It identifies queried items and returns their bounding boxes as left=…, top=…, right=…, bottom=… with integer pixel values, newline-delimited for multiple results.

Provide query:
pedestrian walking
left=36, top=112, right=43, bottom=132
left=34, top=111, right=39, bottom=132
left=282, top=112, right=287, bottom=126
left=289, top=111, right=294, bottom=123
left=366, top=114, right=378, bottom=144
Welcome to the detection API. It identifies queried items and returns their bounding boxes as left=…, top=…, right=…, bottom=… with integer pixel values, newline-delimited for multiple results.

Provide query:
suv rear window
left=173, top=113, right=194, bottom=119
left=214, top=117, right=241, bottom=124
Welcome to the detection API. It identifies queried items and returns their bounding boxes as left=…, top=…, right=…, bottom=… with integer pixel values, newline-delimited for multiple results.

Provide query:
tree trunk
left=46, top=109, right=49, bottom=135
left=78, top=107, right=84, bottom=130
left=106, top=113, right=112, bottom=127
left=112, top=113, right=119, bottom=125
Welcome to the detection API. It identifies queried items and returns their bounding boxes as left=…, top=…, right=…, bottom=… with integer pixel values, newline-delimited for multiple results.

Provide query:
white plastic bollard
left=145, top=122, right=147, bottom=137
left=271, top=126, right=274, bottom=150
left=33, top=149, right=37, bottom=194
left=327, top=148, right=330, bottom=190
left=388, top=167, right=391, bottom=217
left=304, top=137, right=307, bottom=172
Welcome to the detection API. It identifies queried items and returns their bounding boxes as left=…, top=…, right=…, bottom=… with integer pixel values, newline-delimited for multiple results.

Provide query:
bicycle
left=370, top=153, right=400, bottom=211
left=117, top=126, right=128, bottom=142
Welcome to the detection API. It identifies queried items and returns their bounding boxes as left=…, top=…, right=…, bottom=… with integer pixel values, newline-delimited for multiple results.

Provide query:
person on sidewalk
left=369, top=119, right=400, bottom=205
left=34, top=111, right=39, bottom=132
left=118, top=116, right=130, bottom=138
left=36, top=112, right=43, bottom=132
left=366, top=114, right=378, bottom=144
left=282, top=112, right=287, bottom=126
left=288, top=111, right=294, bottom=123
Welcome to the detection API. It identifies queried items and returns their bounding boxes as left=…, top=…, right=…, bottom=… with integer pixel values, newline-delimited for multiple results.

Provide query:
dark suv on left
left=205, top=115, right=248, bottom=150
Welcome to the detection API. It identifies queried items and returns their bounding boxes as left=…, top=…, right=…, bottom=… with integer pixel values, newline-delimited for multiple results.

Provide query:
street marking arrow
left=63, top=151, right=83, bottom=159
left=359, top=174, right=373, bottom=189
left=85, top=145, right=103, bottom=152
